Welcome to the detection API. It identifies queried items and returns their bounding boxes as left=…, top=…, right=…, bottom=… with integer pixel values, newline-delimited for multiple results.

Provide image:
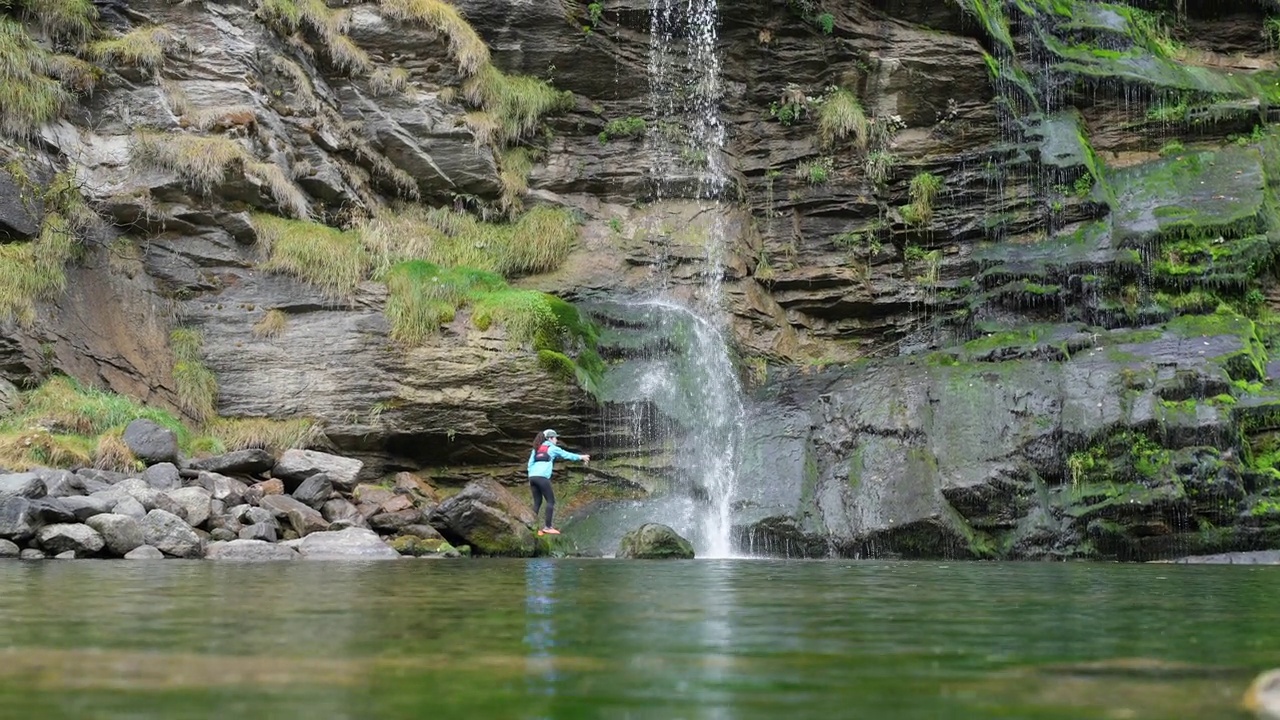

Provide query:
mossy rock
left=616, top=523, right=694, bottom=559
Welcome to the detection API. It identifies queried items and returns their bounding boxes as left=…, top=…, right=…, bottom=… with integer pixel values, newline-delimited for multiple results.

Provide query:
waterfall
left=629, top=0, right=744, bottom=558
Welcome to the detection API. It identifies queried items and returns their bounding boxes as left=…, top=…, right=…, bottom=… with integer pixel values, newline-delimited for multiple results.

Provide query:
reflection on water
left=0, top=560, right=1276, bottom=719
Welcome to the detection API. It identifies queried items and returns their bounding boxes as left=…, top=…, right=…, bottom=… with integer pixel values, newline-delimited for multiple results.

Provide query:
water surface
left=0, top=560, right=1274, bottom=719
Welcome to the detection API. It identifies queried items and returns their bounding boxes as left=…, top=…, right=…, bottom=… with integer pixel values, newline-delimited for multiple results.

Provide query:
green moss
left=598, top=117, right=646, bottom=144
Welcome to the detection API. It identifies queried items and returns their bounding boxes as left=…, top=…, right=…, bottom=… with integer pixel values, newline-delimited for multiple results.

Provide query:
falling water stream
left=629, top=0, right=745, bottom=558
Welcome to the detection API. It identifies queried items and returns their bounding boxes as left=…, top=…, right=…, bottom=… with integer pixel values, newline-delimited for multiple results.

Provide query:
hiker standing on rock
left=527, top=429, right=589, bottom=536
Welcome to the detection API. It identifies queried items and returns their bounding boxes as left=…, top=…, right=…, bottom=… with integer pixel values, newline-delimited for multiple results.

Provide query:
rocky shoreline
left=0, top=418, right=696, bottom=561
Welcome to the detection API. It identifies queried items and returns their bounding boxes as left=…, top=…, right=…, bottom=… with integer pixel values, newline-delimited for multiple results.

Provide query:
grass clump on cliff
left=0, top=375, right=193, bottom=471
left=378, top=0, right=489, bottom=76
left=131, top=132, right=309, bottom=217
left=383, top=260, right=603, bottom=389
left=362, top=203, right=578, bottom=277
left=204, top=416, right=319, bottom=453
left=818, top=88, right=868, bottom=149
left=18, top=0, right=98, bottom=41
left=902, top=171, right=944, bottom=226
left=253, top=214, right=370, bottom=296
left=171, top=328, right=218, bottom=422
left=0, top=18, right=73, bottom=139
left=254, top=0, right=372, bottom=74
left=463, top=65, right=575, bottom=145
left=498, top=147, right=533, bottom=213
left=88, top=25, right=179, bottom=72
left=0, top=172, right=94, bottom=326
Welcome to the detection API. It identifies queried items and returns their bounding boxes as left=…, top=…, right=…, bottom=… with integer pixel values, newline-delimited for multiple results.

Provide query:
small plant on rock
left=797, top=156, right=833, bottom=185
left=817, top=87, right=868, bottom=149
left=903, top=171, right=943, bottom=227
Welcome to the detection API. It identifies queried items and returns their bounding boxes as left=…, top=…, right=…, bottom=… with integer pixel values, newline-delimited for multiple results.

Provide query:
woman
left=527, top=429, right=589, bottom=536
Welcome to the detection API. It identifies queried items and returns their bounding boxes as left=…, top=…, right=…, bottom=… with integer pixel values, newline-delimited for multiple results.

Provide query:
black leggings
left=529, top=476, right=555, bottom=528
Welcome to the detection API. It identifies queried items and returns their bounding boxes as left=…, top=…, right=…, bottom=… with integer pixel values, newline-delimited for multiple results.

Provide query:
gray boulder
left=207, top=539, right=298, bottom=561
left=112, top=496, right=147, bottom=520
left=166, top=486, right=213, bottom=528
left=124, top=545, right=164, bottom=560
left=122, top=419, right=179, bottom=465
left=86, top=513, right=146, bottom=556
left=321, top=498, right=363, bottom=525
left=428, top=479, right=540, bottom=557
left=19, top=548, right=44, bottom=559
left=54, top=551, right=76, bottom=559
left=187, top=449, right=274, bottom=475
left=240, top=506, right=275, bottom=527
left=28, top=497, right=76, bottom=525
left=36, top=523, right=106, bottom=556
left=0, top=539, right=18, bottom=558
left=35, top=469, right=81, bottom=497
left=0, top=377, right=16, bottom=417
left=291, top=473, right=333, bottom=509
left=297, top=527, right=400, bottom=560
left=76, top=468, right=127, bottom=485
left=59, top=495, right=113, bottom=522
left=273, top=449, right=363, bottom=491
left=209, top=528, right=237, bottom=542
left=260, top=494, right=329, bottom=537
left=617, top=524, right=695, bottom=559
left=0, top=473, right=46, bottom=499
left=239, top=523, right=278, bottom=542
left=197, top=472, right=247, bottom=506
left=142, top=509, right=204, bottom=558
left=0, top=497, right=35, bottom=541
left=116, top=479, right=187, bottom=516
left=141, top=463, right=182, bottom=491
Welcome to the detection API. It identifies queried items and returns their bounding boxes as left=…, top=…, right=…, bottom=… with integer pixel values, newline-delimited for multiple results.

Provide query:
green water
left=0, top=560, right=1275, bottom=720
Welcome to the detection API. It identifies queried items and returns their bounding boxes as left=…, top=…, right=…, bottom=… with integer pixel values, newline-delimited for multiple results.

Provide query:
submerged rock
left=207, top=539, right=299, bottom=561
left=616, top=524, right=695, bottom=559
left=427, top=479, right=541, bottom=557
left=1245, top=669, right=1280, bottom=720
left=124, top=545, right=165, bottom=560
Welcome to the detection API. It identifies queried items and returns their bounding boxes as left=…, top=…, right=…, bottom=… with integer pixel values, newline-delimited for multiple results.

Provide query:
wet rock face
left=427, top=479, right=542, bottom=557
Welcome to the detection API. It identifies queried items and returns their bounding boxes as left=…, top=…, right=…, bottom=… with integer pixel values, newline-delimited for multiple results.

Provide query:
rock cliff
left=3, top=0, right=1280, bottom=560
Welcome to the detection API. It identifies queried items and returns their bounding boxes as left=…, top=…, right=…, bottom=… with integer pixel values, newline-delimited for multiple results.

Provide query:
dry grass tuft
left=253, top=309, right=288, bottom=337
left=247, top=162, right=311, bottom=219
left=23, top=0, right=98, bottom=41
left=206, top=416, right=319, bottom=452
left=0, top=18, right=72, bottom=139
left=253, top=213, right=370, bottom=296
left=369, top=66, right=411, bottom=96
left=131, top=131, right=250, bottom=194
left=93, top=429, right=138, bottom=471
left=88, top=25, right=178, bottom=72
left=378, top=0, right=489, bottom=76
left=463, top=65, right=574, bottom=144
left=499, top=147, right=533, bottom=214
left=818, top=88, right=869, bottom=150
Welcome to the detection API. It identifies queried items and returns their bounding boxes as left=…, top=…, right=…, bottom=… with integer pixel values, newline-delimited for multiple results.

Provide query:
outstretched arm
left=549, top=445, right=589, bottom=463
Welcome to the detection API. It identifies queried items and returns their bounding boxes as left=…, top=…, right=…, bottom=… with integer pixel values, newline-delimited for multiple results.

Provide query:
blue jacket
left=528, top=443, right=582, bottom=478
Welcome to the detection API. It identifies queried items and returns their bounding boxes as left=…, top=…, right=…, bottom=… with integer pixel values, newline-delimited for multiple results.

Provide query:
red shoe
left=539, top=527, right=561, bottom=535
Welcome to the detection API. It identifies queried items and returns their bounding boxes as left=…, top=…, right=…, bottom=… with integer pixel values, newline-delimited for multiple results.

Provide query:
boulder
left=210, top=528, right=237, bottom=542
left=116, top=479, right=186, bottom=516
left=239, top=522, right=278, bottom=542
left=166, top=486, right=213, bottom=528
left=321, top=498, right=362, bottom=525
left=400, top=524, right=445, bottom=541
left=427, top=479, right=541, bottom=557
left=244, top=478, right=284, bottom=504
left=54, top=551, right=77, bottom=559
left=27, top=498, right=76, bottom=524
left=76, top=468, right=127, bottom=486
left=141, top=463, right=182, bottom=491
left=207, top=539, right=299, bottom=561
left=187, top=449, right=274, bottom=475
left=36, top=523, right=106, bottom=556
left=353, top=484, right=395, bottom=507
left=142, top=509, right=204, bottom=558
left=369, top=509, right=421, bottom=533
left=260, top=494, right=329, bottom=536
left=86, top=513, right=146, bottom=556
left=0, top=473, right=46, bottom=499
left=0, top=497, right=36, bottom=541
left=389, top=535, right=456, bottom=557
left=19, top=548, right=44, bottom=559
left=291, top=473, right=333, bottom=509
left=380, top=495, right=414, bottom=514
left=617, top=524, right=695, bottom=559
left=35, top=470, right=81, bottom=497
left=393, top=472, right=441, bottom=503
left=122, top=419, right=179, bottom=465
left=297, top=527, right=400, bottom=560
left=60, top=495, right=113, bottom=521
left=112, top=496, right=147, bottom=520
left=124, top=545, right=165, bottom=560
left=1244, top=669, right=1280, bottom=720
left=0, top=539, right=18, bottom=557
left=0, top=377, right=16, bottom=417
left=240, top=506, right=276, bottom=527
left=273, top=449, right=363, bottom=491
left=197, top=472, right=247, bottom=506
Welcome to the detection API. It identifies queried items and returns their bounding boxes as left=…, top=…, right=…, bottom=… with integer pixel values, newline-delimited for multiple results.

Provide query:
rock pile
left=0, top=419, right=454, bottom=560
